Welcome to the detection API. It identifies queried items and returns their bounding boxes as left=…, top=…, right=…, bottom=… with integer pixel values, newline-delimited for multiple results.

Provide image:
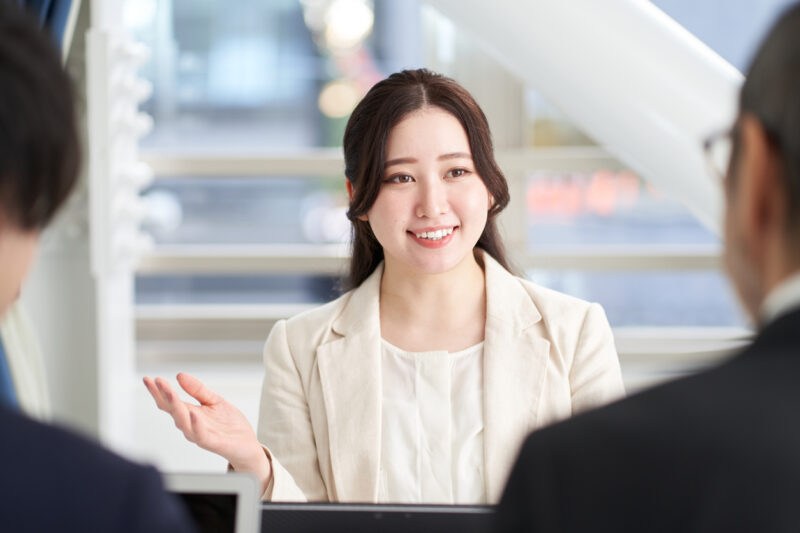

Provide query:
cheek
left=723, top=188, right=748, bottom=251
left=366, top=192, right=403, bottom=232
left=459, top=182, right=490, bottom=222
left=12, top=243, right=37, bottom=288
left=0, top=236, right=38, bottom=314
left=723, top=203, right=741, bottom=267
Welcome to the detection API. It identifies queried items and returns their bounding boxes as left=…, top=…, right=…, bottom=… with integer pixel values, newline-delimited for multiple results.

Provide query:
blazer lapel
left=481, top=253, right=551, bottom=502
left=316, top=255, right=549, bottom=503
left=316, top=265, right=383, bottom=502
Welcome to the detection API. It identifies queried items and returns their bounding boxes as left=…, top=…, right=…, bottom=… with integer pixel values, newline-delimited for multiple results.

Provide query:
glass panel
left=527, top=269, right=747, bottom=327
left=651, top=0, right=796, bottom=71
left=144, top=171, right=717, bottom=248
left=136, top=274, right=343, bottom=305
left=136, top=269, right=746, bottom=329
left=521, top=1, right=797, bottom=149
left=526, top=170, right=719, bottom=247
left=141, top=177, right=349, bottom=244
left=123, top=0, right=422, bottom=151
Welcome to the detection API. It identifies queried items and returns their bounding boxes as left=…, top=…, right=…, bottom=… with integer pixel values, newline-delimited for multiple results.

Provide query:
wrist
left=230, top=443, right=272, bottom=494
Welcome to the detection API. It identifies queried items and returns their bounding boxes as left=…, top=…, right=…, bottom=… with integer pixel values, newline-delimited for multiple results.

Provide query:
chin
left=411, top=260, right=459, bottom=276
left=405, top=252, right=467, bottom=276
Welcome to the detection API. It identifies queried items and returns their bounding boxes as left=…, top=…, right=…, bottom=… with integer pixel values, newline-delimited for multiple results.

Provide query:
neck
left=760, top=233, right=800, bottom=302
left=378, top=250, right=487, bottom=351
left=763, top=264, right=800, bottom=298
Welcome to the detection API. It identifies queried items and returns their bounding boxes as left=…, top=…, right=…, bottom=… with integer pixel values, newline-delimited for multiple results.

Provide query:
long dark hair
left=344, top=68, right=512, bottom=288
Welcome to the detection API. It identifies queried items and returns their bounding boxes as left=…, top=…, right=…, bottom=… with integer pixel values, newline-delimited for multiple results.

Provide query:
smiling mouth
left=409, top=227, right=457, bottom=241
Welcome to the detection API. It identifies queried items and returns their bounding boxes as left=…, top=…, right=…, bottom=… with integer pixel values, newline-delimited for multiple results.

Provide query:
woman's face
left=365, top=107, right=491, bottom=277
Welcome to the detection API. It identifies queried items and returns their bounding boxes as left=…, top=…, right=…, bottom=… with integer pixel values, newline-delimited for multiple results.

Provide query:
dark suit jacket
left=0, top=405, right=195, bottom=532
left=496, top=308, right=800, bottom=532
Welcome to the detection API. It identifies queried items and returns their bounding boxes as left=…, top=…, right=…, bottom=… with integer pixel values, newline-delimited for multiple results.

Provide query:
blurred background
left=131, top=0, right=733, bottom=324
left=12, top=0, right=797, bottom=473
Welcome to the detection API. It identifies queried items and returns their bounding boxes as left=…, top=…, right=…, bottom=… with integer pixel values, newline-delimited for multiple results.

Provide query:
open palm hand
left=143, top=373, right=269, bottom=477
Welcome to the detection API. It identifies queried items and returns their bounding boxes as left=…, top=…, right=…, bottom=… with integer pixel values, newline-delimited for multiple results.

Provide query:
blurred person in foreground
left=0, top=2, right=194, bottom=531
left=497, top=3, right=800, bottom=531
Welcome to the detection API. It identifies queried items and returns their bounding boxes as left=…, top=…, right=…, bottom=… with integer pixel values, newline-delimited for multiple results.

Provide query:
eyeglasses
left=702, top=128, right=734, bottom=183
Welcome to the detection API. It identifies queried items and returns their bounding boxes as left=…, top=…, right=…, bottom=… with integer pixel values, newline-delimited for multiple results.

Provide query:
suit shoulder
left=0, top=408, right=193, bottom=532
left=526, top=361, right=742, bottom=450
left=0, top=407, right=136, bottom=473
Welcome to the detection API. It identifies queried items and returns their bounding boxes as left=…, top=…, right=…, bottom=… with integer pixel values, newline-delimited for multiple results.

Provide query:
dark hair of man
left=0, top=0, right=80, bottom=230
left=343, top=68, right=512, bottom=288
left=739, top=2, right=800, bottom=240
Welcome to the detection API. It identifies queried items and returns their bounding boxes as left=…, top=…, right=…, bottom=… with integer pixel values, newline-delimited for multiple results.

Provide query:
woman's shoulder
left=513, top=275, right=599, bottom=319
left=263, top=290, right=357, bottom=366
left=283, top=289, right=355, bottom=336
left=509, top=276, right=613, bottom=347
left=483, top=251, right=601, bottom=324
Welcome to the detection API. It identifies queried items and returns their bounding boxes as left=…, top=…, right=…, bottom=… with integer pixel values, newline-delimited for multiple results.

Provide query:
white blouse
left=378, top=338, right=486, bottom=504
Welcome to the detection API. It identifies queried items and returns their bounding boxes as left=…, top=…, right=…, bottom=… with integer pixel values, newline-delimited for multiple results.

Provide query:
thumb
left=176, top=373, right=221, bottom=406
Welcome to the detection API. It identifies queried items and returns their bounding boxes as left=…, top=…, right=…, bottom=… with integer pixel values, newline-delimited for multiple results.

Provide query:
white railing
left=134, top=145, right=740, bottom=394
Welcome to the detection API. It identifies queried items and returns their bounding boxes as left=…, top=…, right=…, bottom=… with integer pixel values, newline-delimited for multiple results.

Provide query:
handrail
left=140, top=147, right=624, bottom=177
left=137, top=243, right=721, bottom=274
left=423, top=0, right=743, bottom=233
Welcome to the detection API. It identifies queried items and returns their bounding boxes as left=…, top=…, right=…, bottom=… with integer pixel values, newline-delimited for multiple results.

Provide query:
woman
left=145, top=69, right=624, bottom=505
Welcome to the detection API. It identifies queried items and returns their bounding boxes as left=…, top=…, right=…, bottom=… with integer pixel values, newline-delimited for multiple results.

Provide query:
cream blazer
left=257, top=252, right=624, bottom=503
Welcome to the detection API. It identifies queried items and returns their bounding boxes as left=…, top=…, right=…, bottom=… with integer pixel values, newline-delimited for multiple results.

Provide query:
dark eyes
left=384, top=174, right=414, bottom=184
left=383, top=168, right=471, bottom=183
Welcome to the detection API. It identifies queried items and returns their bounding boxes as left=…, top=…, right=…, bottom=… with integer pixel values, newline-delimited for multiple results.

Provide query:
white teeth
left=414, top=227, right=454, bottom=240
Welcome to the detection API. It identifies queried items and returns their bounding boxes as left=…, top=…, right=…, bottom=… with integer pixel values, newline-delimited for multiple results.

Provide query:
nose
left=415, top=177, right=449, bottom=218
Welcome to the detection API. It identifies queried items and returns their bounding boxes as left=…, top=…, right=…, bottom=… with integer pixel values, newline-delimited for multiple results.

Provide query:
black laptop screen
left=178, top=493, right=237, bottom=533
left=260, top=503, right=494, bottom=533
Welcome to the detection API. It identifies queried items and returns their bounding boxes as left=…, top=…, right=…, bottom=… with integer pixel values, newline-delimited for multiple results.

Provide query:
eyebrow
left=384, top=152, right=472, bottom=168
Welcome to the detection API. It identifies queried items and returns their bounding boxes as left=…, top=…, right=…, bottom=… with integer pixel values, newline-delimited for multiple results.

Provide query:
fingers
left=143, top=377, right=169, bottom=411
left=145, top=376, right=195, bottom=439
left=176, top=372, right=222, bottom=406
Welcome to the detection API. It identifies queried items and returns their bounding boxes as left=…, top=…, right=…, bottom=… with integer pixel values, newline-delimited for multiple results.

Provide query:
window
left=127, top=0, right=755, bottom=371
left=123, top=0, right=769, bottom=473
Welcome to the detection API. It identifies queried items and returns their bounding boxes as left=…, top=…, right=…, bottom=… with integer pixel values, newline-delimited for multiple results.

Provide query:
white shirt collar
left=760, top=270, right=800, bottom=327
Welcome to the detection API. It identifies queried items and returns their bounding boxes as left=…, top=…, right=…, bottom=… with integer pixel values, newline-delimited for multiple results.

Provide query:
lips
left=407, top=226, right=458, bottom=248
left=413, top=227, right=455, bottom=241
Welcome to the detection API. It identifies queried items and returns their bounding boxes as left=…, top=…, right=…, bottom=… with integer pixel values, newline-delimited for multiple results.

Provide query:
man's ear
left=345, top=179, right=368, bottom=221
left=737, top=113, right=785, bottom=255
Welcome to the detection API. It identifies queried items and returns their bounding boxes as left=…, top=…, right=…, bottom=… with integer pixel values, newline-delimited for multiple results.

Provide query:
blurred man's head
left=724, top=3, right=800, bottom=321
left=0, top=1, right=80, bottom=317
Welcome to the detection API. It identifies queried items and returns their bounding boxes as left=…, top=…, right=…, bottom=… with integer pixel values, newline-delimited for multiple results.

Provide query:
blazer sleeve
left=569, top=303, right=625, bottom=414
left=257, top=319, right=326, bottom=502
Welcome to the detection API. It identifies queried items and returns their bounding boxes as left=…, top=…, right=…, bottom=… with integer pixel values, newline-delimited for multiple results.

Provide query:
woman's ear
left=346, top=179, right=369, bottom=221
left=488, top=194, right=495, bottom=210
